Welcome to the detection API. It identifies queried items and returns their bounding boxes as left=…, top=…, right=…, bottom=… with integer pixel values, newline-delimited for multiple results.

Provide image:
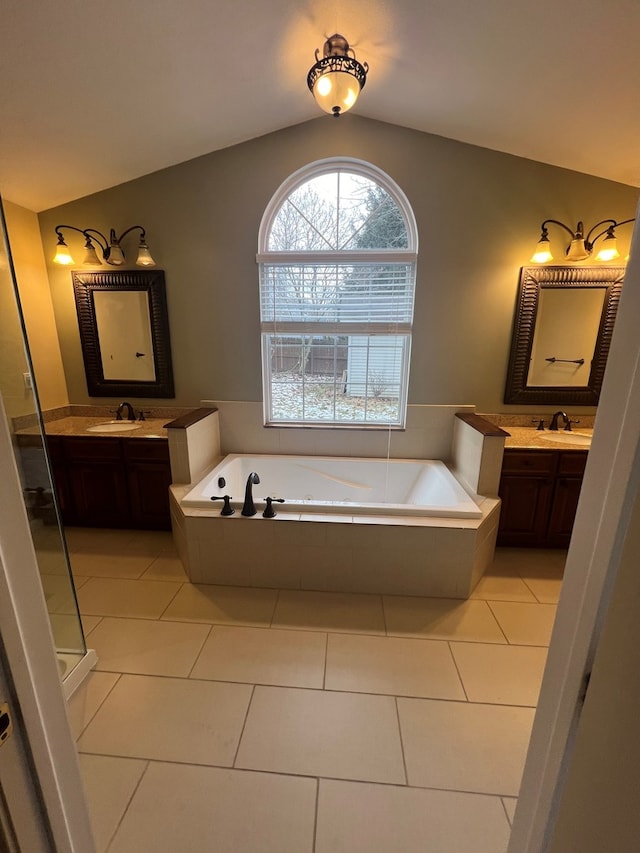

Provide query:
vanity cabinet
left=497, top=449, right=588, bottom=548
left=47, top=435, right=171, bottom=530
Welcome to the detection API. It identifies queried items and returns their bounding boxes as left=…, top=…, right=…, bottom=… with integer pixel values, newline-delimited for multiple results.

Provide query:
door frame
left=509, top=206, right=640, bottom=851
left=0, top=392, right=95, bottom=853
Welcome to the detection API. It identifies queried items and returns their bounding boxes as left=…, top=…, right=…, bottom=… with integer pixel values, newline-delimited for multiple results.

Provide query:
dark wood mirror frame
left=504, top=265, right=624, bottom=405
left=72, top=269, right=175, bottom=398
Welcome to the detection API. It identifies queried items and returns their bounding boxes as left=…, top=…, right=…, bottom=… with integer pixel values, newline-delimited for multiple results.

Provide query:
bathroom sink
left=86, top=421, right=142, bottom=433
left=541, top=432, right=592, bottom=447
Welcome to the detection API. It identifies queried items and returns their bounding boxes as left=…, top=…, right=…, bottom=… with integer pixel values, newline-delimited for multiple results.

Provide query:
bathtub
left=181, top=454, right=482, bottom=518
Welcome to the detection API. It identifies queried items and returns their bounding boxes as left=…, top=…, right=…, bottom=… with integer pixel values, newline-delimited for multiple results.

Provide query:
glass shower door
left=0, top=198, right=86, bottom=679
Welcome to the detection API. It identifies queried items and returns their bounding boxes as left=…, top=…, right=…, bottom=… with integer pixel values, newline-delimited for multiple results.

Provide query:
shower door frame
left=0, top=393, right=95, bottom=853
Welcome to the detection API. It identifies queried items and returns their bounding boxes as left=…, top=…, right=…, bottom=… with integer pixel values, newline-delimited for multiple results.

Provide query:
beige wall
left=2, top=201, right=68, bottom=416
left=37, top=116, right=638, bottom=413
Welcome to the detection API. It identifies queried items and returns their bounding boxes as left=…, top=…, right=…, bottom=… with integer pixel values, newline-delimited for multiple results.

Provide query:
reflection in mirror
left=527, top=288, right=606, bottom=387
left=93, top=290, right=157, bottom=381
left=504, top=266, right=624, bottom=405
left=72, top=270, right=174, bottom=398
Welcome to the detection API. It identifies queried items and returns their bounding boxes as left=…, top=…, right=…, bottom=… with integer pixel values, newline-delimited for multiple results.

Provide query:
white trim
left=257, top=156, right=419, bottom=252
left=257, top=250, right=417, bottom=264
left=510, top=206, right=640, bottom=851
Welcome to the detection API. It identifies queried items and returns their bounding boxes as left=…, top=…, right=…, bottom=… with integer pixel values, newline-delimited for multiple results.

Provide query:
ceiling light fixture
left=531, top=218, right=635, bottom=264
left=307, top=33, right=368, bottom=117
left=53, top=224, right=156, bottom=267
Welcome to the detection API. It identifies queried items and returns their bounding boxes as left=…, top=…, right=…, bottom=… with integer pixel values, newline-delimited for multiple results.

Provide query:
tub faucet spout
left=241, top=472, right=261, bottom=516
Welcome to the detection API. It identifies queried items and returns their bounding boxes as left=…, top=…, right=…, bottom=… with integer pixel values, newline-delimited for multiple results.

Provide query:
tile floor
left=49, top=527, right=564, bottom=852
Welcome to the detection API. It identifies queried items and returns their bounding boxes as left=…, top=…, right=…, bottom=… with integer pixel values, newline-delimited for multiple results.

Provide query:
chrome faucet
left=549, top=411, right=569, bottom=431
left=241, top=472, right=261, bottom=516
left=116, top=401, right=136, bottom=421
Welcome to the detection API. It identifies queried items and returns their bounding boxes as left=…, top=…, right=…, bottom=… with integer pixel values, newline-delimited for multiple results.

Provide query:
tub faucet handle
left=210, top=495, right=235, bottom=516
left=263, top=497, right=285, bottom=518
left=531, top=418, right=545, bottom=431
left=564, top=419, right=580, bottom=432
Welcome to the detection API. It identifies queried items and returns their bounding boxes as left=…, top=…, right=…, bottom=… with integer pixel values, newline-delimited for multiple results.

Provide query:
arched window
left=258, top=157, right=418, bottom=427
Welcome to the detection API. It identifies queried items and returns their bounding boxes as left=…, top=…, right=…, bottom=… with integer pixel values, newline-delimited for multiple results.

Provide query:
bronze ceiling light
left=307, top=33, right=368, bottom=117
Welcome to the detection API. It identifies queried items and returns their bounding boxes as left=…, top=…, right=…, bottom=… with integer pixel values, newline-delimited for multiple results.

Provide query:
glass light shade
left=531, top=239, right=553, bottom=264
left=107, top=243, right=125, bottom=265
left=136, top=244, right=156, bottom=266
left=53, top=242, right=74, bottom=265
left=566, top=237, right=589, bottom=261
left=595, top=236, right=620, bottom=262
left=82, top=241, right=102, bottom=265
left=312, top=70, right=361, bottom=115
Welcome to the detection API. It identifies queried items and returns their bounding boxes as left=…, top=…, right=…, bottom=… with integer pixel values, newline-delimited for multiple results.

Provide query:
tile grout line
left=103, top=758, right=151, bottom=853
left=73, top=672, right=122, bottom=741
left=500, top=795, right=514, bottom=827
left=269, top=588, right=281, bottom=628
left=185, top=623, right=215, bottom=679
left=321, top=633, right=329, bottom=690
left=394, top=696, right=409, bottom=787
left=231, top=684, right=256, bottom=768
left=445, top=641, right=469, bottom=702
left=156, top=581, right=187, bottom=620
left=312, top=777, right=320, bottom=853
left=484, top=599, right=511, bottom=644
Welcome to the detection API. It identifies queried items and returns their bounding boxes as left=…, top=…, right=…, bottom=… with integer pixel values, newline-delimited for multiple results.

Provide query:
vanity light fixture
left=53, top=224, right=156, bottom=267
left=307, top=33, right=368, bottom=117
left=531, top=218, right=635, bottom=264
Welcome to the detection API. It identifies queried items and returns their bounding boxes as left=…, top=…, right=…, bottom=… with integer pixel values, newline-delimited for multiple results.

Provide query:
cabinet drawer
left=501, top=451, right=556, bottom=474
left=123, top=438, right=170, bottom=462
left=62, top=437, right=123, bottom=462
left=558, top=451, right=588, bottom=476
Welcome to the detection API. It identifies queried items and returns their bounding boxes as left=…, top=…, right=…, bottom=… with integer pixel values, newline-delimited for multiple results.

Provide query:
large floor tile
left=139, top=553, right=188, bottom=581
left=325, top=633, right=465, bottom=699
left=89, top=617, right=210, bottom=677
left=78, top=754, right=147, bottom=853
left=161, top=583, right=278, bottom=626
left=397, top=697, right=535, bottom=796
left=65, top=527, right=137, bottom=553
left=470, top=567, right=538, bottom=602
left=518, top=562, right=565, bottom=604
left=76, top=577, right=182, bottom=619
left=69, top=550, right=156, bottom=579
left=191, top=625, right=326, bottom=688
left=488, top=601, right=557, bottom=646
left=450, top=642, right=548, bottom=706
left=316, top=779, right=511, bottom=853
left=272, top=590, right=386, bottom=635
left=66, top=671, right=120, bottom=739
left=236, top=685, right=405, bottom=784
left=383, top=596, right=507, bottom=643
left=108, top=763, right=316, bottom=853
left=78, top=674, right=252, bottom=765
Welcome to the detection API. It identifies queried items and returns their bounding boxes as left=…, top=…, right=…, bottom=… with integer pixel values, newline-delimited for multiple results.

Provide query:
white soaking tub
left=180, top=454, right=482, bottom=519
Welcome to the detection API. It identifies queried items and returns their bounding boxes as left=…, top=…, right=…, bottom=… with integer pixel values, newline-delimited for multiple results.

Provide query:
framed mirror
left=72, top=270, right=175, bottom=398
left=504, top=265, right=624, bottom=405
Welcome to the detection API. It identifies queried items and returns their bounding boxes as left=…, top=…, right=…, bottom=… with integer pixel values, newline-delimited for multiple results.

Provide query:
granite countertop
left=503, top=425, right=593, bottom=450
left=17, top=416, right=170, bottom=439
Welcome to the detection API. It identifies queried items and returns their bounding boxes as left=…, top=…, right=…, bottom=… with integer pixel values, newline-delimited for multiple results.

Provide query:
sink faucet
left=241, top=472, right=261, bottom=517
left=116, top=401, right=136, bottom=421
left=549, top=411, right=569, bottom=431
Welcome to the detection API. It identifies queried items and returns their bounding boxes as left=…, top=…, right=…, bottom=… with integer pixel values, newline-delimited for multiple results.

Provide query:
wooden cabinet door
left=66, top=462, right=130, bottom=527
left=547, top=477, right=584, bottom=548
left=498, top=474, right=554, bottom=546
left=126, top=462, right=172, bottom=529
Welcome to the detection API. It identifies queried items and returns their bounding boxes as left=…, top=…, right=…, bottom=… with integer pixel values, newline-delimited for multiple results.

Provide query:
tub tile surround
left=70, top=529, right=561, bottom=852
left=170, top=404, right=504, bottom=599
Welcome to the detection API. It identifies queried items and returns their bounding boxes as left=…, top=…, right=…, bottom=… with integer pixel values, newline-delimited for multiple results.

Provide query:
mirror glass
left=93, top=290, right=157, bottom=381
left=72, top=270, right=174, bottom=398
left=504, top=266, right=624, bottom=405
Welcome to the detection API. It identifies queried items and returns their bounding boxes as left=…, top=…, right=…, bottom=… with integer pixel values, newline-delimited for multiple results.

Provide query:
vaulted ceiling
left=2, top=0, right=639, bottom=212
